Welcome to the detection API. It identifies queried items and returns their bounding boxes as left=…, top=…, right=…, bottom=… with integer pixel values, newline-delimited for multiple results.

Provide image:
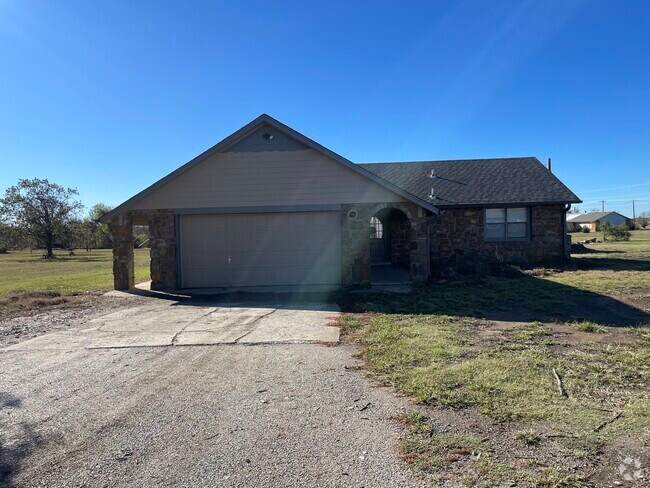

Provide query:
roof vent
left=429, top=190, right=437, bottom=200
left=430, top=170, right=437, bottom=179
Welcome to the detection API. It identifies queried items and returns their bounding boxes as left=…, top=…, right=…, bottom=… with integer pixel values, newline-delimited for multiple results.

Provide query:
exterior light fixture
left=263, top=133, right=274, bottom=140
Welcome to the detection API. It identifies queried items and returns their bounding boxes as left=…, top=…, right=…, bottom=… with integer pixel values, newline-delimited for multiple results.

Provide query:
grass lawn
left=0, top=248, right=151, bottom=296
left=340, top=231, right=650, bottom=486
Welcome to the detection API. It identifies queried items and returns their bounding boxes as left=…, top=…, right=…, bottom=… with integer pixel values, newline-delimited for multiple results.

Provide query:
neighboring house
left=100, top=114, right=581, bottom=291
left=566, top=212, right=631, bottom=232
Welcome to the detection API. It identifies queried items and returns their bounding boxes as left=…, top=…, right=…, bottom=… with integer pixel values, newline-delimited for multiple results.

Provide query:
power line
left=576, top=182, right=650, bottom=194
left=582, top=195, right=650, bottom=203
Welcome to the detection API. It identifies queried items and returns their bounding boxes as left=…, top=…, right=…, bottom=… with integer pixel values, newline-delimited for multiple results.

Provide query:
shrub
left=575, top=321, right=605, bottom=333
left=601, top=222, right=631, bottom=241
left=581, top=227, right=590, bottom=233
left=0, top=245, right=7, bottom=254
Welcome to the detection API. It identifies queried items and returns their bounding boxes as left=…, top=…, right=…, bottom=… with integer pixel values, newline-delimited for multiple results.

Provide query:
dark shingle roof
left=358, top=157, right=580, bottom=207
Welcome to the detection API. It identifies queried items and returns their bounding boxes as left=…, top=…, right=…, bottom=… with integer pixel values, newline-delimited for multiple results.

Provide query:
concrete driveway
left=6, top=297, right=340, bottom=351
left=0, top=295, right=426, bottom=487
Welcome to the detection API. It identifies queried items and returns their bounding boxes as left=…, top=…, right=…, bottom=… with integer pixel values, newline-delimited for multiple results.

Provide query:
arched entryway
left=369, top=207, right=412, bottom=284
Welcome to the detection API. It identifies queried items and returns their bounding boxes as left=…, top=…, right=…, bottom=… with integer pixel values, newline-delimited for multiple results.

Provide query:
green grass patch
left=563, top=230, right=650, bottom=293
left=0, top=249, right=150, bottom=296
left=344, top=229, right=650, bottom=484
left=363, top=313, right=650, bottom=452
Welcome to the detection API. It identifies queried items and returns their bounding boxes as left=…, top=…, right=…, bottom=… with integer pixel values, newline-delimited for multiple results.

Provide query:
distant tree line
left=0, top=178, right=148, bottom=257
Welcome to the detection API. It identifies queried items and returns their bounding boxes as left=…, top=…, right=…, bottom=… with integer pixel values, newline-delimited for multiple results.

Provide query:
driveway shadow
left=168, top=291, right=341, bottom=311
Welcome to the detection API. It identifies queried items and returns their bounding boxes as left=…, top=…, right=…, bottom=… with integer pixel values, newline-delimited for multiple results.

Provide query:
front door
left=369, top=216, right=389, bottom=263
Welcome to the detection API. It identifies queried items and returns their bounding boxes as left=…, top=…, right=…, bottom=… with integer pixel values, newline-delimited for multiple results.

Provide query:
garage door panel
left=287, top=212, right=314, bottom=228
left=268, top=213, right=290, bottom=229
left=226, top=214, right=248, bottom=229
left=205, top=216, right=227, bottom=231
left=180, top=211, right=341, bottom=288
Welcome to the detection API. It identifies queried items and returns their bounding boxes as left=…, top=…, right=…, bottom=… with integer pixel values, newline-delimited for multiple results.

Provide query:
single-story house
left=100, top=114, right=581, bottom=291
left=566, top=211, right=631, bottom=232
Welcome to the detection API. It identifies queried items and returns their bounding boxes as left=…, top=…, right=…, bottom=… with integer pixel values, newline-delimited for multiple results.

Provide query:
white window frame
left=484, top=207, right=530, bottom=241
left=370, top=216, right=384, bottom=239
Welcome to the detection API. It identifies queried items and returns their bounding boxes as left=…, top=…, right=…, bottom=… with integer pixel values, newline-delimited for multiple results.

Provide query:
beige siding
left=131, top=149, right=405, bottom=210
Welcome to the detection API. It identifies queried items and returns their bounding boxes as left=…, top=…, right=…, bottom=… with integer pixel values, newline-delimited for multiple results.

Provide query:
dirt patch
left=0, top=291, right=96, bottom=320
left=590, top=437, right=650, bottom=486
left=0, top=294, right=147, bottom=348
left=615, top=288, right=650, bottom=313
left=405, top=404, right=599, bottom=486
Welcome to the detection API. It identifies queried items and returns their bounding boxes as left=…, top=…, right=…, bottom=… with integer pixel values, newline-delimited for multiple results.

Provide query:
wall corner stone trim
left=110, top=213, right=135, bottom=290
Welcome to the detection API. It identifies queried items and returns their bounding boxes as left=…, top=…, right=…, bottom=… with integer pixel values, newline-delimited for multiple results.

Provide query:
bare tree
left=639, top=211, right=650, bottom=229
left=0, top=179, right=84, bottom=258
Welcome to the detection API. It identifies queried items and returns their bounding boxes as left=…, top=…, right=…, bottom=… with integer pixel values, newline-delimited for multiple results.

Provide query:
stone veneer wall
left=110, top=213, right=135, bottom=290
left=141, top=210, right=176, bottom=290
left=111, top=209, right=177, bottom=291
left=340, top=202, right=432, bottom=285
left=389, top=218, right=410, bottom=268
left=429, top=205, right=566, bottom=274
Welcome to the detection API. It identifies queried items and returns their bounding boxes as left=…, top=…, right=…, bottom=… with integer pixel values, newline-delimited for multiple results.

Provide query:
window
left=485, top=207, right=529, bottom=240
left=370, top=216, right=383, bottom=239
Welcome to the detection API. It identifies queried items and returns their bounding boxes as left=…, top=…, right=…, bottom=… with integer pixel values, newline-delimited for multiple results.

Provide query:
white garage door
left=179, top=212, right=341, bottom=288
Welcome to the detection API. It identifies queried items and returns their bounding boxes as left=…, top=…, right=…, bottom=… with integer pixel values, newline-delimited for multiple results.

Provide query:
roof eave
left=433, top=199, right=582, bottom=209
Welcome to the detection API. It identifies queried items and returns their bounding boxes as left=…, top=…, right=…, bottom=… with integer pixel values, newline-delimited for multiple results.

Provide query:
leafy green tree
left=89, top=203, right=113, bottom=248
left=0, top=179, right=83, bottom=258
left=0, top=222, right=26, bottom=252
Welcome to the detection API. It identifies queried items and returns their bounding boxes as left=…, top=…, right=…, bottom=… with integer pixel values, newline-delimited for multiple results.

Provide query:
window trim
left=484, top=207, right=531, bottom=241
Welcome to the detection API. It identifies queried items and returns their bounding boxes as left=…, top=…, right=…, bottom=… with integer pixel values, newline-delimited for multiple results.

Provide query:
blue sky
left=1, top=0, right=649, bottom=216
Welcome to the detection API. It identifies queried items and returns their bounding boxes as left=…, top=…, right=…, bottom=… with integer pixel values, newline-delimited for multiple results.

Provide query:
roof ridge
left=359, top=156, right=537, bottom=165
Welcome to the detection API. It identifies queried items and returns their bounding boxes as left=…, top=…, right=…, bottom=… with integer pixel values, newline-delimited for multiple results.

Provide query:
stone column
left=340, top=205, right=371, bottom=286
left=147, top=210, right=177, bottom=291
left=110, top=214, right=134, bottom=290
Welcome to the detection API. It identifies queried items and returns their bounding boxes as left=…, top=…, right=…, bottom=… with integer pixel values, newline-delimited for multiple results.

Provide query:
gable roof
left=359, top=158, right=581, bottom=208
left=567, top=211, right=629, bottom=223
left=100, top=114, right=439, bottom=222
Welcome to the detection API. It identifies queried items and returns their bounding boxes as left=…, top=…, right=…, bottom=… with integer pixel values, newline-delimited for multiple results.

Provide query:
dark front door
left=369, top=216, right=389, bottom=263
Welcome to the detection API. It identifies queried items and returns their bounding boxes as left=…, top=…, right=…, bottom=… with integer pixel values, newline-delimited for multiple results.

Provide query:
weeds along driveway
left=0, top=299, right=427, bottom=488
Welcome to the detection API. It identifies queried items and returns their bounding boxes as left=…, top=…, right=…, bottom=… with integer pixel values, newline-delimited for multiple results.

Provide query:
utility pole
left=601, top=200, right=606, bottom=212
left=633, top=199, right=636, bottom=222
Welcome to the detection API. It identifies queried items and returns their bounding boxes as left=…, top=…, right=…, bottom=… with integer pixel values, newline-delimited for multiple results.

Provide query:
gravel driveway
left=0, top=299, right=427, bottom=487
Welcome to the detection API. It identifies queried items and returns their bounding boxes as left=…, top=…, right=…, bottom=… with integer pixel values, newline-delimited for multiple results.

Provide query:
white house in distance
left=566, top=211, right=632, bottom=232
